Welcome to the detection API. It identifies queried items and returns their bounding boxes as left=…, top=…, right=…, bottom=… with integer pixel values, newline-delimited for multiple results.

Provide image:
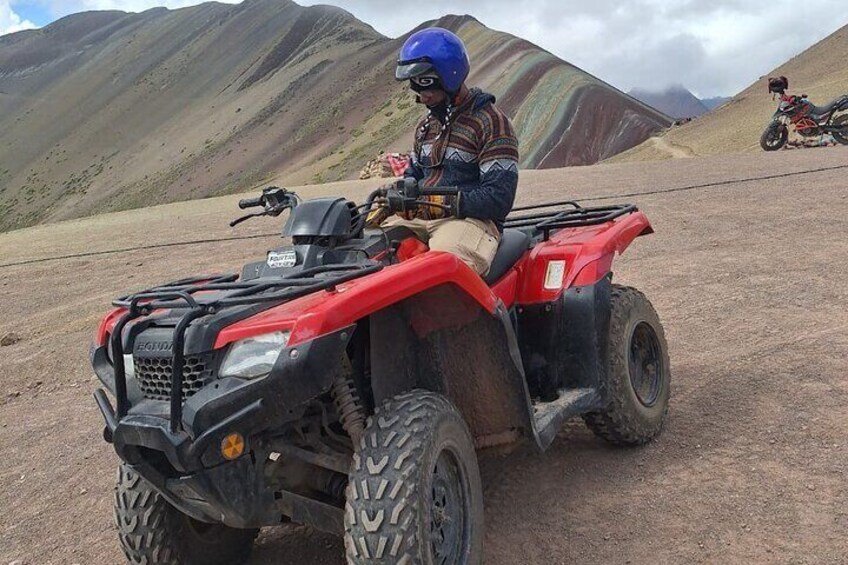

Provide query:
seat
left=484, top=228, right=532, bottom=285
left=809, top=96, right=848, bottom=118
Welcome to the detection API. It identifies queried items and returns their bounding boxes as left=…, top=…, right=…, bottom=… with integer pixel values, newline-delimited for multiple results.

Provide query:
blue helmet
left=395, top=27, right=470, bottom=95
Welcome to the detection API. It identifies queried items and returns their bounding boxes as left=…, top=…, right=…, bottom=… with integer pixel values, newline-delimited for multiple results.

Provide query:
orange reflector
left=221, top=433, right=245, bottom=461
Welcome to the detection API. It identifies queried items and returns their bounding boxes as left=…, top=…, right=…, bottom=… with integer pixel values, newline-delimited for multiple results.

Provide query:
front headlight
left=219, top=331, right=290, bottom=379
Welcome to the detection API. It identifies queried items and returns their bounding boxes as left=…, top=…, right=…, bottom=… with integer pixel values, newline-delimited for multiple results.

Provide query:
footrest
left=533, top=388, right=600, bottom=450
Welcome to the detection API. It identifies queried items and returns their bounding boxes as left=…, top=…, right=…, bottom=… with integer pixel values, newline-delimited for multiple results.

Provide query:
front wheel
left=760, top=122, right=788, bottom=151
left=114, top=463, right=258, bottom=565
left=831, top=113, right=848, bottom=145
left=584, top=285, right=671, bottom=446
left=345, top=391, right=484, bottom=565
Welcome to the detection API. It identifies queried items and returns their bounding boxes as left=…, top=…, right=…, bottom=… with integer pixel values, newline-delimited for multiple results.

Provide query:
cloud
left=4, top=0, right=847, bottom=96
left=301, top=0, right=847, bottom=97
left=1, top=0, right=37, bottom=36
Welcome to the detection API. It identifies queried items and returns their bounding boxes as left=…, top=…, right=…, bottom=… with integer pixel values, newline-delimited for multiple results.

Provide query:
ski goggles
left=408, top=75, right=444, bottom=93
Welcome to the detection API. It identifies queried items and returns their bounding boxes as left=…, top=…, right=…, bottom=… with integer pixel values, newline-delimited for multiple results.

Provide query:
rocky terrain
left=701, top=96, right=731, bottom=111
left=1, top=146, right=847, bottom=564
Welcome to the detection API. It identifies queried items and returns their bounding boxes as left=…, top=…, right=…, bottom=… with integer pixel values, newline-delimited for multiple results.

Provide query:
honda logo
left=135, top=342, right=174, bottom=352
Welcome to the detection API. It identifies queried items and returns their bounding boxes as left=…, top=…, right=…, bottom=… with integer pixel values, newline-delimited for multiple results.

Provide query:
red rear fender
left=517, top=211, right=652, bottom=303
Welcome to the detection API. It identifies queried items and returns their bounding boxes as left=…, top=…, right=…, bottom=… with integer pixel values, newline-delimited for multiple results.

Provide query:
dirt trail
left=1, top=146, right=847, bottom=564
left=651, top=135, right=696, bottom=158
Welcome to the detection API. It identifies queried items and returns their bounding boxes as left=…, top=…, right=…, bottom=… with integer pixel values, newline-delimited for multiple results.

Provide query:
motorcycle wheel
left=831, top=114, right=848, bottom=145
left=760, top=123, right=788, bottom=151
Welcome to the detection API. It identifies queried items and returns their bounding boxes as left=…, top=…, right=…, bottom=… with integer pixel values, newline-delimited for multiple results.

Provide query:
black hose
left=350, top=189, right=383, bottom=237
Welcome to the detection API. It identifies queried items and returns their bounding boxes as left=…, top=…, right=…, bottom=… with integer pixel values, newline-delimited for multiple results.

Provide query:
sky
left=1, top=0, right=846, bottom=98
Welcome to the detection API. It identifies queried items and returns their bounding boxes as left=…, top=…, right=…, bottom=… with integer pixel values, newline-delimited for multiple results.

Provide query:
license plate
left=267, top=250, right=297, bottom=268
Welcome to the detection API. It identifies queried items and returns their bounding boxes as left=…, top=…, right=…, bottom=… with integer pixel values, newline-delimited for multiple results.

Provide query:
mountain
left=701, top=96, right=731, bottom=111
left=611, top=22, right=848, bottom=162
left=628, top=85, right=709, bottom=119
left=0, top=0, right=671, bottom=231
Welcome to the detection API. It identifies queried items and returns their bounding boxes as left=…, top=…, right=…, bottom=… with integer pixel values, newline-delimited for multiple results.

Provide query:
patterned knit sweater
left=404, top=88, right=519, bottom=231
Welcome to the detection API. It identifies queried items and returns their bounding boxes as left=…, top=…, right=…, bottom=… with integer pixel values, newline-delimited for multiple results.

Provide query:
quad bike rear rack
left=505, top=201, right=638, bottom=240
left=102, top=262, right=382, bottom=433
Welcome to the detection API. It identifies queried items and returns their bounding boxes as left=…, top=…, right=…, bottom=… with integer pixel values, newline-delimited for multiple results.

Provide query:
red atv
left=92, top=183, right=671, bottom=564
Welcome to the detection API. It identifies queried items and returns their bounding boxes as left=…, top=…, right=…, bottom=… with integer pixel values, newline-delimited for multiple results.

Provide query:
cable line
left=2, top=162, right=846, bottom=268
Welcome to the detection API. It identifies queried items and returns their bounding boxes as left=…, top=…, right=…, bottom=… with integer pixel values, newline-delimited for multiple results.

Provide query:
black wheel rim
left=429, top=448, right=470, bottom=564
left=764, top=128, right=785, bottom=149
left=628, top=321, right=663, bottom=407
left=833, top=117, right=848, bottom=143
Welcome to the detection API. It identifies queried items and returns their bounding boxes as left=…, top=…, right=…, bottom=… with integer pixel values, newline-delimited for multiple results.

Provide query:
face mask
left=427, top=99, right=450, bottom=124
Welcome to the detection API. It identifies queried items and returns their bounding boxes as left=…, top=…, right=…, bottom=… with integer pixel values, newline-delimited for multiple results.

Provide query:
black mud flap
left=517, top=276, right=612, bottom=449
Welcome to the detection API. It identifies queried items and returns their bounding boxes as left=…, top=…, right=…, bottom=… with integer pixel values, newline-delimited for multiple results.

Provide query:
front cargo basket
left=108, top=262, right=382, bottom=431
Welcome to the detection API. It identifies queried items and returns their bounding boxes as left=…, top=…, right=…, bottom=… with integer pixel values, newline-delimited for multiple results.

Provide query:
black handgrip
left=419, top=186, right=459, bottom=196
left=239, top=196, right=264, bottom=209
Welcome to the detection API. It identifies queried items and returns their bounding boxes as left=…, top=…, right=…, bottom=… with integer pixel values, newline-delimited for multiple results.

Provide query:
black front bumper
left=93, top=326, right=354, bottom=527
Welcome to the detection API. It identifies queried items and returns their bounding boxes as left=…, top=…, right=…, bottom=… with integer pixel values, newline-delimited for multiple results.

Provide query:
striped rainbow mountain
left=0, top=0, right=670, bottom=229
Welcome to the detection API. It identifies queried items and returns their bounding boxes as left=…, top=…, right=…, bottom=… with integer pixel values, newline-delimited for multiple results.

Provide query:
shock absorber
left=330, top=370, right=366, bottom=446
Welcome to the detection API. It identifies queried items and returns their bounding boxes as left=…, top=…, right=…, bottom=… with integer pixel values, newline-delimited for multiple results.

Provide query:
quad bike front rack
left=104, top=262, right=382, bottom=433
left=505, top=201, right=638, bottom=240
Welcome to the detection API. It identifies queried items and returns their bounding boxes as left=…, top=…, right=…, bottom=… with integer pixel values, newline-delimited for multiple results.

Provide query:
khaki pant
left=384, top=216, right=500, bottom=275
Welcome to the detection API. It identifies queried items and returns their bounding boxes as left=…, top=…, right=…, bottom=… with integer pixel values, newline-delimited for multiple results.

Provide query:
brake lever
left=230, top=210, right=268, bottom=227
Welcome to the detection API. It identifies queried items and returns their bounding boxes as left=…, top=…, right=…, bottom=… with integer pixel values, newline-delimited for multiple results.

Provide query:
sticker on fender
left=267, top=250, right=297, bottom=268
left=544, top=260, right=566, bottom=290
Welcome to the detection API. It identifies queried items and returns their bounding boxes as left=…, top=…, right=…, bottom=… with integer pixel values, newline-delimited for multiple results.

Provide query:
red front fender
left=214, top=252, right=499, bottom=349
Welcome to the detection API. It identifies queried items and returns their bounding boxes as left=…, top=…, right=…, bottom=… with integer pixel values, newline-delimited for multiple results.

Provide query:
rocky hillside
left=612, top=22, right=848, bottom=162
left=701, top=96, right=731, bottom=111
left=0, top=0, right=671, bottom=231
left=629, top=85, right=709, bottom=119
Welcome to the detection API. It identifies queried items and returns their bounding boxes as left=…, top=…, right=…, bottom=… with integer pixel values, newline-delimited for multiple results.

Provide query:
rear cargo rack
left=505, top=201, right=638, bottom=240
left=108, top=262, right=382, bottom=431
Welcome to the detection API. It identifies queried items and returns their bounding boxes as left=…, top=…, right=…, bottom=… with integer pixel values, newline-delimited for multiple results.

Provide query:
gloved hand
left=375, top=188, right=418, bottom=214
left=418, top=193, right=461, bottom=220
left=387, top=188, right=416, bottom=213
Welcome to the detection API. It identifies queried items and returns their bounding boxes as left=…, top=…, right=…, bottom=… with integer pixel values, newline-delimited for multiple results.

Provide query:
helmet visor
left=395, top=61, right=434, bottom=81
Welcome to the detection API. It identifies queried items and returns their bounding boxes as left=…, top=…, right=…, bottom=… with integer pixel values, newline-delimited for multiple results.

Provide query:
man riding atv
left=372, top=27, right=520, bottom=276
left=93, top=25, right=670, bottom=565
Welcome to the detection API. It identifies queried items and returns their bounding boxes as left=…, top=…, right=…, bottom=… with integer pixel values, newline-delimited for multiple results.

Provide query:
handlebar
left=231, top=186, right=299, bottom=227
left=380, top=178, right=459, bottom=198
left=231, top=180, right=460, bottom=233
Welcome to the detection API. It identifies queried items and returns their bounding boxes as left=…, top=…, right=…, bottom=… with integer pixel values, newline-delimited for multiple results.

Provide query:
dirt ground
left=1, top=146, right=847, bottom=564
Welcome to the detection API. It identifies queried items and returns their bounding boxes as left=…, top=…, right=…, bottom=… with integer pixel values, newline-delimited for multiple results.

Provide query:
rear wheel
left=584, top=285, right=671, bottom=446
left=114, top=463, right=258, bottom=565
left=345, top=390, right=484, bottom=565
left=760, top=122, right=788, bottom=151
left=831, top=114, right=848, bottom=145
